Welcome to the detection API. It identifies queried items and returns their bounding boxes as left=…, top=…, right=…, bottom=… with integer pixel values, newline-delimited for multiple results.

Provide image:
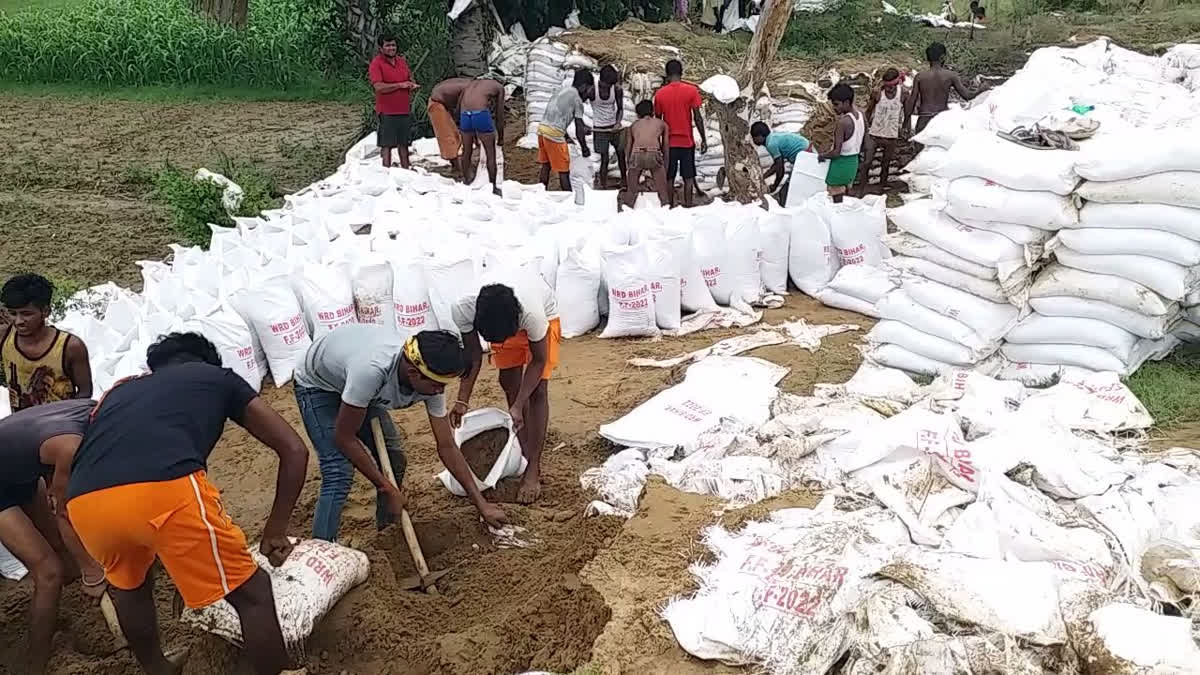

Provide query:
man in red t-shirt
left=653, top=59, right=708, bottom=208
left=367, top=34, right=419, bottom=169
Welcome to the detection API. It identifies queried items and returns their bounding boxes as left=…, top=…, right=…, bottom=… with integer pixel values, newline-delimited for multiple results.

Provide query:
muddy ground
left=0, top=295, right=867, bottom=675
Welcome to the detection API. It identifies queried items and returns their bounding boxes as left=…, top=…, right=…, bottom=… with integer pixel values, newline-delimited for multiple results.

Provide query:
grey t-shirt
left=540, top=87, right=584, bottom=140
left=294, top=324, right=447, bottom=416
left=0, top=398, right=93, bottom=486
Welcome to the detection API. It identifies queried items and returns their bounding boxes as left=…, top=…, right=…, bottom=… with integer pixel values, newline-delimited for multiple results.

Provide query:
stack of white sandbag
left=1002, top=129, right=1199, bottom=374
left=784, top=193, right=891, bottom=314
left=522, top=37, right=571, bottom=139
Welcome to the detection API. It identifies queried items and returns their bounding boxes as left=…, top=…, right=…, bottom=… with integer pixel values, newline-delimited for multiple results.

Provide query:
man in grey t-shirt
left=537, top=69, right=594, bottom=191
left=0, top=399, right=107, bottom=673
left=293, top=324, right=507, bottom=540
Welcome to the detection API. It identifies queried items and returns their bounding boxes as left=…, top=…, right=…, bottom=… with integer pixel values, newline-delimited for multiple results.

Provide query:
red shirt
left=368, top=54, right=412, bottom=115
left=654, top=81, right=702, bottom=149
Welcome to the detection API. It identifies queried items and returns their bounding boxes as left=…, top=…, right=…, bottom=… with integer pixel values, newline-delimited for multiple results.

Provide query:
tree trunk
left=193, top=0, right=247, bottom=28
left=715, top=0, right=794, bottom=204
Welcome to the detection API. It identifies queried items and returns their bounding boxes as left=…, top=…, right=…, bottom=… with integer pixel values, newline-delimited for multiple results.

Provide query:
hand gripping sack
left=933, top=177, right=1078, bottom=230
left=391, top=258, right=436, bottom=339
left=188, top=304, right=265, bottom=391
left=295, top=262, right=358, bottom=335
left=438, top=407, right=526, bottom=496
left=351, top=257, right=396, bottom=328
left=556, top=246, right=602, bottom=338
left=829, top=195, right=888, bottom=266
left=180, top=539, right=369, bottom=653
left=787, top=197, right=840, bottom=295
left=646, top=238, right=683, bottom=331
left=757, top=210, right=790, bottom=294
left=599, top=243, right=660, bottom=339
left=234, top=274, right=311, bottom=387
left=692, top=212, right=734, bottom=305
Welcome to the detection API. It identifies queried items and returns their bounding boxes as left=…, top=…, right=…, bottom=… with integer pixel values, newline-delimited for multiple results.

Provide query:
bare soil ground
left=0, top=291, right=869, bottom=674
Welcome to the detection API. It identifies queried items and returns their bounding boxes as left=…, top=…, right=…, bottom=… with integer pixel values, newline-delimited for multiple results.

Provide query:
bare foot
left=516, top=473, right=542, bottom=504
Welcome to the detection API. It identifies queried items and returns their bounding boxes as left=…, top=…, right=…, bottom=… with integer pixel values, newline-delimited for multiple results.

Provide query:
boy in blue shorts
left=458, top=78, right=506, bottom=194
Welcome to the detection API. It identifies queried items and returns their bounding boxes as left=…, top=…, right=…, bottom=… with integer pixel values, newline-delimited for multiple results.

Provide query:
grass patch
left=780, top=0, right=925, bottom=58
left=0, top=79, right=364, bottom=103
left=149, top=162, right=279, bottom=248
left=1127, top=348, right=1200, bottom=428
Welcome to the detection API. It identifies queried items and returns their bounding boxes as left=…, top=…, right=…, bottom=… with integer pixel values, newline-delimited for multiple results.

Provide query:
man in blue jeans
left=293, top=325, right=507, bottom=541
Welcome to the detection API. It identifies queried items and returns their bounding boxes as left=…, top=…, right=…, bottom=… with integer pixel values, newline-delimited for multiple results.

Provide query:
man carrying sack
left=293, top=324, right=507, bottom=542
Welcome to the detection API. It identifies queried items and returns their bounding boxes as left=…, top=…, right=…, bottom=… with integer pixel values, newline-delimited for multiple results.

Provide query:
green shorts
left=825, top=154, right=860, bottom=187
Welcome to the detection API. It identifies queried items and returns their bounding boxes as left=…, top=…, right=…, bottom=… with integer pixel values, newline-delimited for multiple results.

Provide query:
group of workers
left=1, top=268, right=557, bottom=673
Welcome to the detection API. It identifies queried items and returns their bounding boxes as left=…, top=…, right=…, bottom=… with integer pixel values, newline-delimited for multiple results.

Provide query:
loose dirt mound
left=0, top=295, right=867, bottom=674
left=461, top=427, right=511, bottom=479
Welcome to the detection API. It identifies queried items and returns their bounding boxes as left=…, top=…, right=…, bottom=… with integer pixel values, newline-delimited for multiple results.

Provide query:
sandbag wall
left=827, top=38, right=1200, bottom=378
left=521, top=36, right=813, bottom=193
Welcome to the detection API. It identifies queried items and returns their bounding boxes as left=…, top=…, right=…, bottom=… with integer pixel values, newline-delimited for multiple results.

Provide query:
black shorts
left=377, top=113, right=411, bottom=148
left=594, top=128, right=624, bottom=155
left=667, top=147, right=697, bottom=181
left=0, top=480, right=37, bottom=512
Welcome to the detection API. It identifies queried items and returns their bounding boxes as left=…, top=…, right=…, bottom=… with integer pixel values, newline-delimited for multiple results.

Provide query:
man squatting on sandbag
left=294, top=324, right=508, bottom=540
left=0, top=399, right=108, bottom=674
left=66, top=333, right=309, bottom=675
left=452, top=275, right=561, bottom=504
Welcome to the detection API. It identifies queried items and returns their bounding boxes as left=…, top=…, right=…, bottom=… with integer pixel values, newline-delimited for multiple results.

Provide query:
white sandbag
left=1007, top=314, right=1138, bottom=361
left=952, top=216, right=1051, bottom=248
left=813, top=289, right=879, bottom=317
left=180, top=539, right=368, bottom=652
left=725, top=210, right=763, bottom=305
left=757, top=211, right=790, bottom=294
left=1077, top=201, right=1200, bottom=241
left=424, top=255, right=477, bottom=333
left=1076, top=130, right=1200, bottom=181
left=1029, top=263, right=1172, bottom=316
left=876, top=290, right=997, bottom=353
left=234, top=275, right=311, bottom=387
left=934, top=177, right=1077, bottom=230
left=1054, top=246, right=1198, bottom=300
left=1029, top=296, right=1178, bottom=339
left=787, top=199, right=840, bottom=294
left=903, top=278, right=1019, bottom=342
left=785, top=152, right=826, bottom=205
left=438, top=407, right=526, bottom=495
left=646, top=238, right=682, bottom=331
left=1001, top=338, right=1173, bottom=375
left=556, top=247, right=602, bottom=338
left=829, top=196, right=888, bottom=266
left=1056, top=227, right=1200, bottom=266
left=903, top=146, right=950, bottom=175
left=1174, top=319, right=1200, bottom=342
left=598, top=356, right=787, bottom=449
left=1078, top=604, right=1200, bottom=673
left=888, top=200, right=1025, bottom=268
left=824, top=264, right=896, bottom=306
left=868, top=320, right=978, bottom=366
left=390, top=259, right=436, bottom=339
left=351, top=257, right=395, bottom=328
left=938, top=131, right=1079, bottom=194
left=869, top=343, right=962, bottom=377
left=693, top=213, right=734, bottom=305
left=295, top=262, right=357, bottom=335
left=599, top=243, right=660, bottom=339
left=188, top=304, right=265, bottom=391
left=1076, top=171, right=1200, bottom=209
left=883, top=232, right=997, bottom=280
left=886, top=256, right=1007, bottom=303
left=911, top=107, right=973, bottom=148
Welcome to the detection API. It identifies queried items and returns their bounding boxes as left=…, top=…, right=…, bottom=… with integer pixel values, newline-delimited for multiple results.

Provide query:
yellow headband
left=403, top=336, right=457, bottom=385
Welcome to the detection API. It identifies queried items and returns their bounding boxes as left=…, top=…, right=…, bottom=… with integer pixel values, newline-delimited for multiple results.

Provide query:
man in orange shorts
left=451, top=276, right=560, bottom=504
left=537, top=69, right=594, bottom=191
left=428, top=77, right=471, bottom=178
left=67, top=332, right=308, bottom=675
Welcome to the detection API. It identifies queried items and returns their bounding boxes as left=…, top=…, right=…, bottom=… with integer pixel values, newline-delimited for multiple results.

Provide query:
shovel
left=370, top=417, right=446, bottom=595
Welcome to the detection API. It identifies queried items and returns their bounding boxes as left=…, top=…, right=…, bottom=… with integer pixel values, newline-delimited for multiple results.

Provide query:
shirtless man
left=459, top=78, right=506, bottom=194
left=621, top=100, right=670, bottom=210
left=904, top=42, right=985, bottom=136
left=428, top=77, right=473, bottom=178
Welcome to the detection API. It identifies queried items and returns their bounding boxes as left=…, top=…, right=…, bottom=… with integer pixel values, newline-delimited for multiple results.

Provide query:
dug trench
left=0, top=296, right=867, bottom=675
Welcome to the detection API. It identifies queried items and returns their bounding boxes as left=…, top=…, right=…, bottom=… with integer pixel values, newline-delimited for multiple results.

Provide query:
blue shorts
left=459, top=109, right=495, bottom=134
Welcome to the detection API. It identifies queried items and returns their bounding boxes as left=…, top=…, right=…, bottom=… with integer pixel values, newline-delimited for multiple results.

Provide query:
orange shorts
left=490, top=317, right=561, bottom=380
left=537, top=136, right=571, bottom=173
left=67, top=470, right=258, bottom=609
left=428, top=100, right=461, bottom=160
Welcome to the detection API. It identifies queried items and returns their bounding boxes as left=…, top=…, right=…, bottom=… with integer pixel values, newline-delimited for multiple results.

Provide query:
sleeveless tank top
left=841, top=110, right=866, bottom=156
left=1, top=326, right=75, bottom=412
left=869, top=88, right=904, bottom=139
left=593, top=84, right=619, bottom=130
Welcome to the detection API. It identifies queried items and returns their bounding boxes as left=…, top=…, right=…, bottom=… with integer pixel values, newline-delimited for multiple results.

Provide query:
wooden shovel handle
left=370, top=417, right=439, bottom=596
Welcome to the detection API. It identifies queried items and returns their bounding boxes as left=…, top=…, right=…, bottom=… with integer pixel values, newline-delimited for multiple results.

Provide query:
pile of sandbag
left=785, top=193, right=893, bottom=315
